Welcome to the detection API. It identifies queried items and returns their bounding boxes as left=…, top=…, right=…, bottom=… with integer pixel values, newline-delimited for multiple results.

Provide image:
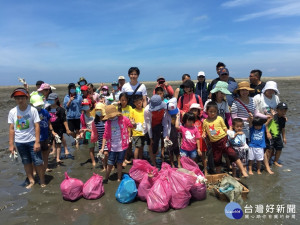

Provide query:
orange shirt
left=151, top=109, right=165, bottom=127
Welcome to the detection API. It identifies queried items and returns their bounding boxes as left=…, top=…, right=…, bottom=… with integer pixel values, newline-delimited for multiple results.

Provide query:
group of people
left=8, top=63, right=288, bottom=188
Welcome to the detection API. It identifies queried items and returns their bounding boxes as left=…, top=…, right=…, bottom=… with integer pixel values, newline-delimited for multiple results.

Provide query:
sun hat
left=262, top=81, right=280, bottom=94
left=30, top=94, right=44, bottom=107
left=219, top=68, right=229, bottom=76
left=78, top=77, right=87, bottom=85
left=48, top=93, right=58, bottom=100
left=102, top=86, right=109, bottom=90
left=37, top=83, right=51, bottom=91
left=95, top=102, right=106, bottom=115
left=81, top=98, right=91, bottom=105
left=157, top=76, right=165, bottom=82
left=277, top=102, right=288, bottom=110
left=80, top=85, right=89, bottom=91
left=197, top=71, right=205, bottom=77
left=210, top=81, right=231, bottom=95
left=118, top=76, right=125, bottom=80
left=167, top=97, right=179, bottom=115
left=149, top=95, right=167, bottom=112
left=11, top=87, right=29, bottom=98
left=103, top=105, right=122, bottom=120
left=234, top=81, right=255, bottom=94
left=190, top=103, right=202, bottom=110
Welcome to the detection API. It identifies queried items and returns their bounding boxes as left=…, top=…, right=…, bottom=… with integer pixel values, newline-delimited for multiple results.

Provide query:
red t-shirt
left=151, top=109, right=165, bottom=127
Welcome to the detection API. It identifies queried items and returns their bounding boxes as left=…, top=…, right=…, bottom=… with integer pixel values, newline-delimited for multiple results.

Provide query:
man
left=118, top=76, right=126, bottom=91
left=195, top=71, right=209, bottom=105
left=174, top=74, right=191, bottom=99
left=249, top=69, right=266, bottom=97
left=152, top=76, right=174, bottom=99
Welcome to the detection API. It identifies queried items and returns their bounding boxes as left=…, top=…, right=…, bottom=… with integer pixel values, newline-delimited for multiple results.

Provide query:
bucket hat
left=262, top=81, right=280, bottom=94
left=167, top=97, right=179, bottom=115
left=103, top=105, right=122, bottom=120
left=78, top=77, right=87, bottom=85
left=210, top=81, right=231, bottom=95
left=30, top=94, right=44, bottom=107
left=234, top=81, right=255, bottom=94
left=149, top=95, right=167, bottom=112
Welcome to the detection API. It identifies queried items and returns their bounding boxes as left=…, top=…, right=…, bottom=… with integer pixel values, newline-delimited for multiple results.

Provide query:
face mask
left=82, top=105, right=90, bottom=111
left=112, top=86, right=118, bottom=90
left=48, top=100, right=55, bottom=105
left=95, top=111, right=102, bottom=117
left=80, top=81, right=86, bottom=86
left=102, top=91, right=108, bottom=95
left=38, top=92, right=43, bottom=96
left=70, top=89, right=76, bottom=94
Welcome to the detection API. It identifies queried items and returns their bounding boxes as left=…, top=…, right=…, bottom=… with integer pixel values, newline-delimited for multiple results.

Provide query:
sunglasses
left=198, top=76, right=205, bottom=78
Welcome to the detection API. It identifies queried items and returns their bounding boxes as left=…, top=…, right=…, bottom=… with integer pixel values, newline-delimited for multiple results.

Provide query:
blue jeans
left=16, top=141, right=43, bottom=166
left=180, top=149, right=197, bottom=159
left=108, top=150, right=126, bottom=165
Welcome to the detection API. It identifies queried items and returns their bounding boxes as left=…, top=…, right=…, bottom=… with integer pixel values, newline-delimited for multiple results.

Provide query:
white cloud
left=221, top=0, right=254, bottom=8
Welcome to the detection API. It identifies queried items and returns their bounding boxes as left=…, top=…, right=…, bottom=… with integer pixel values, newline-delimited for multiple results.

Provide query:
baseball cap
left=37, top=83, right=51, bottom=91
left=118, top=76, right=125, bottom=80
left=219, top=68, right=229, bottom=76
left=277, top=102, right=288, bottom=110
left=197, top=71, right=205, bottom=77
left=48, top=93, right=58, bottom=100
left=80, top=85, right=89, bottom=91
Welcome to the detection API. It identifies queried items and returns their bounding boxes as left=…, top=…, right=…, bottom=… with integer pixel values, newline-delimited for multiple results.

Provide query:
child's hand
left=197, top=148, right=202, bottom=156
left=267, top=132, right=272, bottom=140
left=283, top=137, right=287, bottom=144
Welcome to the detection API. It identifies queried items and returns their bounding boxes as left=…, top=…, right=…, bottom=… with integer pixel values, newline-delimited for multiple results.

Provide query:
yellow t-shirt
left=203, top=116, right=227, bottom=142
left=122, top=105, right=132, bottom=119
left=130, top=108, right=145, bottom=136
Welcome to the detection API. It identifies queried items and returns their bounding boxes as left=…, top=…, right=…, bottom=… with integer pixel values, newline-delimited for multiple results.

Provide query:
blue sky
left=1, top=0, right=300, bottom=86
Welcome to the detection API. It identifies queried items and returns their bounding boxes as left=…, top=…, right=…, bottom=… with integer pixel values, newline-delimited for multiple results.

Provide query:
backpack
left=180, top=94, right=200, bottom=110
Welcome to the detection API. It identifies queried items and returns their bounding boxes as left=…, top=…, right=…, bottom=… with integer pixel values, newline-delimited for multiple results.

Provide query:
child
left=130, top=96, right=145, bottom=159
left=46, top=93, right=72, bottom=164
left=8, top=88, right=45, bottom=188
left=175, top=112, right=201, bottom=161
left=268, top=102, right=288, bottom=167
left=100, top=105, right=135, bottom=183
left=227, top=118, right=249, bottom=178
left=94, top=102, right=109, bottom=171
left=202, top=102, right=248, bottom=177
left=80, top=98, right=98, bottom=167
left=154, top=86, right=168, bottom=103
left=189, top=103, right=208, bottom=175
left=248, top=117, right=272, bottom=175
left=163, top=98, right=181, bottom=168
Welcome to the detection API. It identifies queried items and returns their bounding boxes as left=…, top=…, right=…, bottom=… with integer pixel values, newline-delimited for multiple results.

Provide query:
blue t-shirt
left=63, top=94, right=83, bottom=119
left=38, top=109, right=51, bottom=141
left=249, top=124, right=266, bottom=148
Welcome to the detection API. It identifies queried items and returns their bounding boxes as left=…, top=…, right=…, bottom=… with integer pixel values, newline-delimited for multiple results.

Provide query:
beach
left=0, top=77, right=299, bottom=225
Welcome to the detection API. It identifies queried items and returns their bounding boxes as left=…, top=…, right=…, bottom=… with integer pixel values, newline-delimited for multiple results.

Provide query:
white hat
left=197, top=71, right=205, bottom=77
left=167, top=97, right=179, bottom=115
left=118, top=76, right=125, bottom=80
left=190, top=103, right=202, bottom=110
left=262, top=81, right=280, bottom=94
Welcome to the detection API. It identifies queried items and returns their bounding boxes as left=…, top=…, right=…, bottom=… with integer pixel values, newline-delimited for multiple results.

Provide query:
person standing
left=249, top=69, right=266, bottom=97
left=152, top=76, right=174, bottom=99
left=195, top=71, right=209, bottom=105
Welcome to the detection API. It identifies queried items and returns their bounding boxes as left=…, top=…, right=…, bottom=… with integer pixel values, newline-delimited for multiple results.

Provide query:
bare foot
left=234, top=177, right=241, bottom=181
left=40, top=184, right=46, bottom=188
left=274, top=162, right=283, bottom=167
left=122, top=162, right=127, bottom=167
left=117, top=179, right=121, bottom=182
left=257, top=170, right=262, bottom=175
left=267, top=170, right=274, bottom=175
left=26, top=182, right=35, bottom=189
left=249, top=171, right=254, bottom=175
left=100, top=168, right=107, bottom=173
left=92, top=162, right=96, bottom=167
left=46, top=168, right=52, bottom=172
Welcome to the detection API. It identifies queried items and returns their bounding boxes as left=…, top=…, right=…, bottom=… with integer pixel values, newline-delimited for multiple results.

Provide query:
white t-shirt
left=121, top=82, right=147, bottom=96
left=8, top=105, right=40, bottom=143
left=204, top=99, right=230, bottom=120
left=253, top=94, right=280, bottom=114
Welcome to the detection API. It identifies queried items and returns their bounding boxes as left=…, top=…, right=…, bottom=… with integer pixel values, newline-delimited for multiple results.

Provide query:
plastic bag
left=115, top=174, right=137, bottom=203
left=129, top=159, right=158, bottom=186
left=190, top=182, right=206, bottom=201
left=60, top=172, right=84, bottom=201
left=147, top=171, right=171, bottom=212
left=138, top=173, right=158, bottom=201
left=83, top=173, right=105, bottom=200
left=180, top=156, right=202, bottom=175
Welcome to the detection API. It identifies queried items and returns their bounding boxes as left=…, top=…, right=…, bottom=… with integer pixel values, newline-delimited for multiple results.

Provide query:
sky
left=1, top=0, right=300, bottom=86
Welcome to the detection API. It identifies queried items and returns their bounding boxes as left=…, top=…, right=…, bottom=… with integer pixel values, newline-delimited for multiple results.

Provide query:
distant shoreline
left=2, top=75, right=300, bottom=89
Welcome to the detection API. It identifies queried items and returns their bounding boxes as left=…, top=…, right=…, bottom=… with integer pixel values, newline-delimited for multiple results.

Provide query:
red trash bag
left=138, top=173, right=158, bottom=201
left=60, top=172, right=84, bottom=201
left=168, top=169, right=197, bottom=209
left=190, top=182, right=206, bottom=201
left=129, top=159, right=158, bottom=186
left=83, top=173, right=105, bottom=200
left=180, top=156, right=202, bottom=175
left=147, top=171, right=171, bottom=212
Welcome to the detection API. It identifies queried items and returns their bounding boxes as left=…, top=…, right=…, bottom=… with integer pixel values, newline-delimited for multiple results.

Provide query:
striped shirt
left=231, top=97, right=255, bottom=120
left=95, top=121, right=108, bottom=151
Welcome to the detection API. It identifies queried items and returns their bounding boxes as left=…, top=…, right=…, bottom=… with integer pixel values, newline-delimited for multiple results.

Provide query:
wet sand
left=0, top=77, right=299, bottom=225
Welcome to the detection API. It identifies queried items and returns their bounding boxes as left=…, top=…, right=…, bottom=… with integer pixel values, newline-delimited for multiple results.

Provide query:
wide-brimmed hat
left=78, top=77, right=87, bottom=85
left=37, top=83, right=51, bottom=91
left=210, top=81, right=231, bottom=95
left=262, top=81, right=280, bottom=94
left=103, top=105, right=122, bottom=120
left=190, top=103, right=202, bottom=110
left=30, top=94, right=44, bottom=107
left=48, top=93, right=58, bottom=100
left=234, top=81, right=255, bottom=94
left=11, top=87, right=29, bottom=98
left=167, top=97, right=179, bottom=115
left=95, top=102, right=106, bottom=116
left=149, top=95, right=167, bottom=112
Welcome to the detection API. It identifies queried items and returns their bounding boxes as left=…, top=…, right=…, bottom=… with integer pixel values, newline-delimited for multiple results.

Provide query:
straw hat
left=95, top=102, right=106, bottom=116
left=210, top=81, right=231, bottom=95
left=234, top=81, right=254, bottom=94
left=103, top=105, right=122, bottom=120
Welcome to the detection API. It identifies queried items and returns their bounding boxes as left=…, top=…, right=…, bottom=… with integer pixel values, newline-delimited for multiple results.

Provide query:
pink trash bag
left=147, top=170, right=171, bottom=212
left=129, top=159, right=158, bottom=186
left=168, top=169, right=197, bottom=209
left=180, top=156, right=202, bottom=175
left=83, top=173, right=105, bottom=200
left=60, top=172, right=84, bottom=201
left=138, top=173, right=158, bottom=201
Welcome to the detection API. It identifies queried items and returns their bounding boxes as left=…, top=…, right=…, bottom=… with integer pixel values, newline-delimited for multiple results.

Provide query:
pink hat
left=37, top=83, right=51, bottom=91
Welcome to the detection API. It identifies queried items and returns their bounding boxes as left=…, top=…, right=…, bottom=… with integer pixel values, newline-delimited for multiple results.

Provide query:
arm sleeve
left=63, top=95, right=69, bottom=109
left=254, top=109, right=268, bottom=119
left=33, top=108, right=41, bottom=123
left=166, top=85, right=174, bottom=97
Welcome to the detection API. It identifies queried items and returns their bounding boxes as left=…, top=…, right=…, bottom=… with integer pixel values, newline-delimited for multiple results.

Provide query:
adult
left=63, top=83, right=83, bottom=147
left=121, top=67, right=148, bottom=108
left=118, top=76, right=126, bottom=91
left=231, top=81, right=256, bottom=139
left=208, top=67, right=237, bottom=106
left=253, top=81, right=281, bottom=175
left=195, top=71, right=209, bottom=105
left=37, top=83, right=52, bottom=108
left=174, top=74, right=191, bottom=99
left=249, top=69, right=266, bottom=97
left=87, top=83, right=100, bottom=103
left=76, top=77, right=88, bottom=95
left=152, top=76, right=174, bottom=99
left=28, top=80, right=44, bottom=97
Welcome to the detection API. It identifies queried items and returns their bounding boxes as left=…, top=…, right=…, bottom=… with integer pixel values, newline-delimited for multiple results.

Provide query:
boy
left=268, top=102, right=288, bottom=167
left=8, top=88, right=45, bottom=188
left=154, top=86, right=168, bottom=102
left=130, top=96, right=145, bottom=159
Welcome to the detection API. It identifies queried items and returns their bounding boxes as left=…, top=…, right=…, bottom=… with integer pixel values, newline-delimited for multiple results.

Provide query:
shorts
left=108, top=150, right=126, bottom=165
left=40, top=139, right=49, bottom=151
left=200, top=137, right=208, bottom=152
left=180, top=149, right=198, bottom=159
left=67, top=119, right=81, bottom=132
left=132, top=136, right=145, bottom=148
left=88, top=139, right=96, bottom=149
left=248, top=147, right=264, bottom=161
left=270, top=137, right=284, bottom=151
left=210, top=136, right=238, bottom=167
left=16, top=141, right=43, bottom=166
left=168, top=125, right=179, bottom=155
left=151, top=124, right=163, bottom=154
left=232, top=145, right=249, bottom=167
left=144, top=133, right=151, bottom=145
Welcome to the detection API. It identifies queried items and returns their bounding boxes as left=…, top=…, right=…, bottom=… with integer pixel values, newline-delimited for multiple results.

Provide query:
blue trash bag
left=115, top=174, right=138, bottom=203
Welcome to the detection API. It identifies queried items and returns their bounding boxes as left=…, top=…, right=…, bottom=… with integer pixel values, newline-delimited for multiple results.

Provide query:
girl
left=46, top=93, right=72, bottom=164
left=94, top=102, right=109, bottom=172
left=80, top=98, right=98, bottom=167
left=175, top=112, right=201, bottom=162
left=202, top=101, right=248, bottom=177
left=100, top=105, right=135, bottom=183
left=189, top=103, right=208, bottom=175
